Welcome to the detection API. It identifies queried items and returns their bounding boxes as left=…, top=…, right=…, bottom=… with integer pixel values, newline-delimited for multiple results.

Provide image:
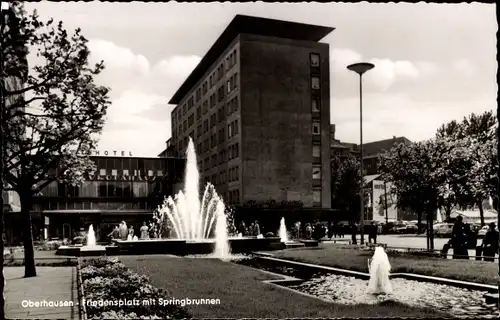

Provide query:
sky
left=24, top=2, right=496, bottom=157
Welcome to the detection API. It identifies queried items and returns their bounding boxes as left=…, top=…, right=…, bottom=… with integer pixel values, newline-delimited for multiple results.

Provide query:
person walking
left=368, top=221, right=377, bottom=244
left=351, top=222, right=357, bottom=245
left=451, top=216, right=468, bottom=259
left=482, top=222, right=499, bottom=262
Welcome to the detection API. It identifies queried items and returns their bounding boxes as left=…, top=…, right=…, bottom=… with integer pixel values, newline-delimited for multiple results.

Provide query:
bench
left=331, top=238, right=352, bottom=245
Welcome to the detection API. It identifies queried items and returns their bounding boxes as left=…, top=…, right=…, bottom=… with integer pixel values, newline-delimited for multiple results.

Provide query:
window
left=202, top=81, right=208, bottom=95
left=196, top=106, right=201, bottom=120
left=312, top=166, right=321, bottom=179
left=99, top=169, right=106, bottom=176
left=313, top=189, right=321, bottom=203
left=196, top=88, right=201, bottom=102
left=188, top=97, right=194, bottom=109
left=123, top=169, right=129, bottom=176
left=312, top=98, right=320, bottom=112
left=227, top=80, right=231, bottom=93
left=188, top=114, right=194, bottom=126
left=311, top=77, right=320, bottom=90
left=111, top=169, right=118, bottom=176
left=312, top=145, right=321, bottom=157
left=157, top=170, right=163, bottom=176
left=310, top=53, right=320, bottom=67
left=312, top=122, right=321, bottom=135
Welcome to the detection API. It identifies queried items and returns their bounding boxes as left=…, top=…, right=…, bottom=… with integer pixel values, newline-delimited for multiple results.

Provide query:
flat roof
left=169, top=14, right=334, bottom=104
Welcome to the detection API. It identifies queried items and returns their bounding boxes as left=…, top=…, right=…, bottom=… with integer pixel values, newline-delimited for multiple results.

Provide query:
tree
left=331, top=154, right=368, bottom=223
left=379, top=139, right=454, bottom=251
left=436, top=110, right=498, bottom=225
left=2, top=2, right=110, bottom=278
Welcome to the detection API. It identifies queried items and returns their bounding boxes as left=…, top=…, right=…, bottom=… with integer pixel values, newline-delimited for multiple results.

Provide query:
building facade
left=4, top=156, right=185, bottom=245
left=169, top=15, right=333, bottom=214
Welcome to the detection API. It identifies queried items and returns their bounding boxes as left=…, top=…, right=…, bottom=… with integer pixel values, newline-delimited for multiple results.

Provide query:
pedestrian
left=305, top=223, right=312, bottom=239
left=338, top=223, right=344, bottom=238
left=368, top=221, right=377, bottom=244
left=140, top=222, right=149, bottom=239
left=351, top=222, right=357, bottom=245
left=451, top=216, right=468, bottom=259
left=254, top=220, right=260, bottom=236
left=327, top=222, right=334, bottom=239
left=482, top=222, right=499, bottom=262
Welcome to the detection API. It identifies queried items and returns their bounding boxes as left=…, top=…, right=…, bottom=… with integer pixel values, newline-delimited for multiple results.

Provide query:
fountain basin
left=234, top=256, right=499, bottom=318
left=57, top=245, right=108, bottom=257
left=106, top=237, right=283, bottom=256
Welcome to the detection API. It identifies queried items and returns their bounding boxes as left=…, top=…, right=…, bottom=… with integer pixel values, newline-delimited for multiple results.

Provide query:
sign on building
left=372, top=180, right=398, bottom=222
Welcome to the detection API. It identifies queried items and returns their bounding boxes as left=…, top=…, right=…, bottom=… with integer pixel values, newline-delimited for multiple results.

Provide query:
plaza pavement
left=324, top=234, right=498, bottom=260
left=4, top=266, right=79, bottom=319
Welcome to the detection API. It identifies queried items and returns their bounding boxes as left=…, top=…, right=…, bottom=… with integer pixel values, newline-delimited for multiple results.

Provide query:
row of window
left=198, top=165, right=239, bottom=185
left=40, top=181, right=162, bottom=198
left=96, top=169, right=164, bottom=177
left=31, top=200, right=152, bottom=212
left=175, top=95, right=239, bottom=140
left=227, top=189, right=240, bottom=205
left=172, top=49, right=238, bottom=124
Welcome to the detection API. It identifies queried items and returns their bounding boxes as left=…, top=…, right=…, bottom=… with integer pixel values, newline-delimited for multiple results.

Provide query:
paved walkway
left=5, top=266, right=79, bottom=319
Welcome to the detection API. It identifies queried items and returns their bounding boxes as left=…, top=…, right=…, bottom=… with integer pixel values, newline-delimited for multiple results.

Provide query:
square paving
left=4, top=266, right=79, bottom=319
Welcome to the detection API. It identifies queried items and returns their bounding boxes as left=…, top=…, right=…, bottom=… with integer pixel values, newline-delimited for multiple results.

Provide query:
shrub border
left=76, top=258, right=88, bottom=320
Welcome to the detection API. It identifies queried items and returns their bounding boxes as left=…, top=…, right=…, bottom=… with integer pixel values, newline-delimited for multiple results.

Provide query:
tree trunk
left=417, top=211, right=422, bottom=234
left=19, top=193, right=36, bottom=278
left=429, top=208, right=435, bottom=251
left=478, top=199, right=485, bottom=226
left=445, top=202, right=452, bottom=221
left=0, top=206, right=5, bottom=320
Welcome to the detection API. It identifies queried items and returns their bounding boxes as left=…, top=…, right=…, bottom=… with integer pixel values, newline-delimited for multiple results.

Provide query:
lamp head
left=347, top=62, right=375, bottom=75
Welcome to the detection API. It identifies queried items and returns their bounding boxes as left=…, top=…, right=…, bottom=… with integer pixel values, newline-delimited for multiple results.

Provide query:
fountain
left=278, top=217, right=304, bottom=249
left=367, top=246, right=392, bottom=294
left=213, top=205, right=230, bottom=260
left=86, top=224, right=97, bottom=246
left=57, top=224, right=107, bottom=257
left=279, top=217, right=289, bottom=243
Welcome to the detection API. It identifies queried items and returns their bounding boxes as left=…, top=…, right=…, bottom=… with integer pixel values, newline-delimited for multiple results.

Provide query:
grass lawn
left=120, top=255, right=448, bottom=318
left=272, top=245, right=499, bottom=285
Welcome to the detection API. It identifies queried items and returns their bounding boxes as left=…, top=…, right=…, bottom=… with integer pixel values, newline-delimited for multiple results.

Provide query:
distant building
left=168, top=15, right=334, bottom=223
left=4, top=156, right=186, bottom=245
left=157, top=138, right=176, bottom=158
left=330, top=124, right=412, bottom=221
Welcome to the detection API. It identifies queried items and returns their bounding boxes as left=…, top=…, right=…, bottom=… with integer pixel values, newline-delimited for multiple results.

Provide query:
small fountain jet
left=367, top=246, right=393, bottom=295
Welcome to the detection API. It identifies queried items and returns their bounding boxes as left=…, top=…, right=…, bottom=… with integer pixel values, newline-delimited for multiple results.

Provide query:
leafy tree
left=331, top=154, right=369, bottom=224
left=436, top=110, right=498, bottom=225
left=2, top=2, right=110, bottom=278
left=379, top=139, right=454, bottom=250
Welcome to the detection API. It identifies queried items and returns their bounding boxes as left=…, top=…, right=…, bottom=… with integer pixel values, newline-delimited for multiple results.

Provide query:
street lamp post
left=347, top=62, right=375, bottom=245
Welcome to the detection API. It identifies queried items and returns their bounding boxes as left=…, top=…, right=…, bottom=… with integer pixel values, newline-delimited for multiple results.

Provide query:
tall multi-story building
left=169, top=15, right=334, bottom=216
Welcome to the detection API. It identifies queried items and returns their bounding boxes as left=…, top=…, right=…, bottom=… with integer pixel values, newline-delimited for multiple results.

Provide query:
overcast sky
left=25, top=2, right=496, bottom=157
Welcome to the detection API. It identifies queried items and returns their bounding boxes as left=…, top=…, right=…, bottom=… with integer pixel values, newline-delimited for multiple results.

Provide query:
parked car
left=405, top=224, right=418, bottom=234
left=435, top=223, right=454, bottom=237
left=478, top=225, right=499, bottom=237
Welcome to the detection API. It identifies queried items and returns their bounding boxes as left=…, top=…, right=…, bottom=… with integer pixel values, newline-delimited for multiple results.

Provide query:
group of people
left=443, top=216, right=499, bottom=261
left=107, top=221, right=157, bottom=240
left=238, top=220, right=261, bottom=236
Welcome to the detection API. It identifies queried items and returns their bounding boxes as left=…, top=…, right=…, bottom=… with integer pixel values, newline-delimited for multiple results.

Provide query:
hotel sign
left=87, top=174, right=160, bottom=181
left=90, top=150, right=133, bottom=156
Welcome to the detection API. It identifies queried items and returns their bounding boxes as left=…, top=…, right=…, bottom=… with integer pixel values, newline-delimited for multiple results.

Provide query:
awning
left=42, top=210, right=153, bottom=215
left=364, top=174, right=382, bottom=184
